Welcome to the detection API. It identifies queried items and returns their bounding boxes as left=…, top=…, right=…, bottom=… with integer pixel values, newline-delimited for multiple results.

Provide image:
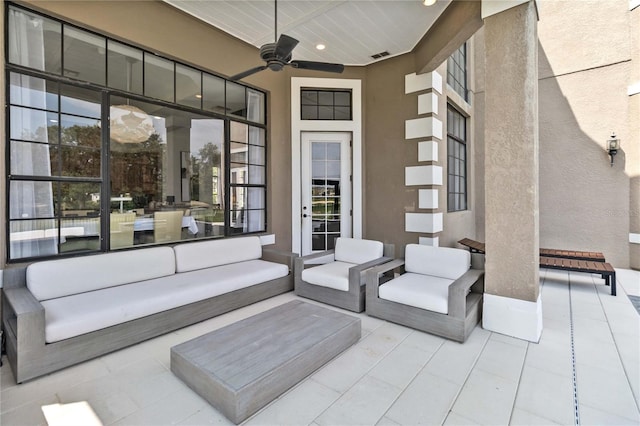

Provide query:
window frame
left=5, top=3, right=268, bottom=262
left=300, top=88, right=352, bottom=121
left=446, top=104, right=468, bottom=213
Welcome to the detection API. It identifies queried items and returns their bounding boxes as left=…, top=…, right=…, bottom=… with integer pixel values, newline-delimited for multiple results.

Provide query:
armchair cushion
left=334, top=237, right=384, bottom=265
left=300, top=261, right=354, bottom=292
left=404, top=244, right=470, bottom=280
left=378, top=273, right=453, bottom=314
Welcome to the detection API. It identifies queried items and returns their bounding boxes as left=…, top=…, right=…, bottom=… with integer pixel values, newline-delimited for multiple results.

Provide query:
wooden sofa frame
left=2, top=248, right=295, bottom=383
left=365, top=254, right=485, bottom=343
left=294, top=244, right=394, bottom=312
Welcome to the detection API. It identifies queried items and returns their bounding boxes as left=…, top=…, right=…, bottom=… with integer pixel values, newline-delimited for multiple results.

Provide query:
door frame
left=301, top=132, right=352, bottom=255
left=291, top=77, right=362, bottom=255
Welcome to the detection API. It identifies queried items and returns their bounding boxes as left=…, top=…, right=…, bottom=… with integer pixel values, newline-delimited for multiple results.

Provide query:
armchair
left=294, top=237, right=394, bottom=312
left=366, top=244, right=484, bottom=343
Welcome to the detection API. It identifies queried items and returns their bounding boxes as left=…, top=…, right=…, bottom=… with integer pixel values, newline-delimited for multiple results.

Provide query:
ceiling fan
left=229, top=0, right=345, bottom=81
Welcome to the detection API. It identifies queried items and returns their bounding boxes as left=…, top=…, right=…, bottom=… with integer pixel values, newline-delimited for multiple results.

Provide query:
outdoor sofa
left=2, top=236, right=295, bottom=383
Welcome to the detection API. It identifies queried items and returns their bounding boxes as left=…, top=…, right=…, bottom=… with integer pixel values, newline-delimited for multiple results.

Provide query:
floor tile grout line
left=309, top=320, right=419, bottom=425
left=439, top=331, right=491, bottom=425
left=373, top=331, right=447, bottom=425
left=568, top=273, right=580, bottom=426
left=594, top=271, right=640, bottom=414
left=505, top=269, right=550, bottom=425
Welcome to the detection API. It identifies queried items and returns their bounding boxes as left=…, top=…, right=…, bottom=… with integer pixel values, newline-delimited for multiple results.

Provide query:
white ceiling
left=162, top=0, right=450, bottom=66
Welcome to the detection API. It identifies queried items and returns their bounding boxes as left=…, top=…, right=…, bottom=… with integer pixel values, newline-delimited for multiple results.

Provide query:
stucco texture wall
left=474, top=1, right=636, bottom=268
left=537, top=0, right=635, bottom=268
left=363, top=55, right=418, bottom=257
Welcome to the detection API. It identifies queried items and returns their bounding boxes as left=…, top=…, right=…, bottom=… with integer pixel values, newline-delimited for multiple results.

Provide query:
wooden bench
left=457, top=238, right=616, bottom=296
left=457, top=238, right=606, bottom=262
left=540, top=257, right=616, bottom=296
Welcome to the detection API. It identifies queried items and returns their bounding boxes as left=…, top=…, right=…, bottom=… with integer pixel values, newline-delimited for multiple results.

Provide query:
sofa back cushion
left=334, top=237, right=384, bottom=265
left=27, top=247, right=176, bottom=301
left=173, top=236, right=262, bottom=273
left=404, top=244, right=470, bottom=280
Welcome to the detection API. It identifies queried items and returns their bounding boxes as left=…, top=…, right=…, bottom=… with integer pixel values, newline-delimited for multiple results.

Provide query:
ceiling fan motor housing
left=260, top=43, right=291, bottom=71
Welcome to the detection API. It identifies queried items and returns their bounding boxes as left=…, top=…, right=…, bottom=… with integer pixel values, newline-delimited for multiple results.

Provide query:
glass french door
left=301, top=132, right=352, bottom=255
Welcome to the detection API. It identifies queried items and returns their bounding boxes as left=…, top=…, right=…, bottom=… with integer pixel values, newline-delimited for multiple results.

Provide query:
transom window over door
left=301, top=89, right=352, bottom=120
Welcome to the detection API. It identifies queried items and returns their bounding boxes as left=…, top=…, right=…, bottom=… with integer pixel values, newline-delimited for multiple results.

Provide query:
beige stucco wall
left=484, top=1, right=539, bottom=303
left=363, top=56, right=479, bottom=257
left=475, top=0, right=637, bottom=268
left=363, top=54, right=421, bottom=257
left=628, top=3, right=640, bottom=270
left=537, top=0, right=635, bottom=268
left=472, top=27, right=486, bottom=241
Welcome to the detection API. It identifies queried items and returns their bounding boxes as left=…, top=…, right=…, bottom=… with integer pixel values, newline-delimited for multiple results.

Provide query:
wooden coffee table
left=170, top=300, right=361, bottom=424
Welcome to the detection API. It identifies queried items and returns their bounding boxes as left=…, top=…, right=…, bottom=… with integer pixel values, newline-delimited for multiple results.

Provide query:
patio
left=1, top=268, right=638, bottom=426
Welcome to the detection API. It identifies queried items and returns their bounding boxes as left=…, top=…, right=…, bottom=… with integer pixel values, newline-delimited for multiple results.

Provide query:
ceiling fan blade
left=290, top=60, right=345, bottom=74
left=274, top=34, right=299, bottom=60
left=229, top=65, right=268, bottom=81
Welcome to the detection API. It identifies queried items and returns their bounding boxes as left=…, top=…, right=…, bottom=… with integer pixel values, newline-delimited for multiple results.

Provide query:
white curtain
left=8, top=8, right=56, bottom=258
left=246, top=88, right=264, bottom=123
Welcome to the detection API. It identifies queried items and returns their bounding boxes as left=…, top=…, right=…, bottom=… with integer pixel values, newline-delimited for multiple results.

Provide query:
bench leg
left=611, top=272, right=616, bottom=296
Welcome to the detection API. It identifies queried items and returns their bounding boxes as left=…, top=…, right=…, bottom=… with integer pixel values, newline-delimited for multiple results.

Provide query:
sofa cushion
left=379, top=272, right=453, bottom=314
left=41, top=259, right=288, bottom=343
left=334, top=238, right=384, bottom=265
left=173, top=236, right=263, bottom=272
left=27, top=247, right=176, bottom=301
left=301, top=261, right=355, bottom=292
left=404, top=244, right=470, bottom=280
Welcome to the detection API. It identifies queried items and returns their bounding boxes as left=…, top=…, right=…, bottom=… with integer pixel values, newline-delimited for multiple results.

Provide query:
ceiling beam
left=413, top=0, right=483, bottom=74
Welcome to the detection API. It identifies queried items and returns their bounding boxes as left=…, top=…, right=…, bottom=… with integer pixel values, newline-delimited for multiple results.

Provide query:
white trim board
left=290, top=77, right=363, bottom=256
left=481, top=0, right=530, bottom=19
left=483, top=292, right=543, bottom=342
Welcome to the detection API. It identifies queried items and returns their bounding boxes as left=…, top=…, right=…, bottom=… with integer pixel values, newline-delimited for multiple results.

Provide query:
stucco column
left=482, top=1, right=541, bottom=342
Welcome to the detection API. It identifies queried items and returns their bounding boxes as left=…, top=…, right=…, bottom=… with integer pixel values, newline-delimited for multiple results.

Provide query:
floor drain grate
left=569, top=281, right=580, bottom=425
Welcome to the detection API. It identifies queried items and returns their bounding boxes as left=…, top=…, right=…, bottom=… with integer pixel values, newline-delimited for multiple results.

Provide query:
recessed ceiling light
left=316, top=44, right=326, bottom=51
left=423, top=0, right=437, bottom=5
left=195, top=94, right=202, bottom=99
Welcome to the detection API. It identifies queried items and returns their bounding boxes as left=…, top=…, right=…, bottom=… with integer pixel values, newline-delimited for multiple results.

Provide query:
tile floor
left=1, top=268, right=639, bottom=426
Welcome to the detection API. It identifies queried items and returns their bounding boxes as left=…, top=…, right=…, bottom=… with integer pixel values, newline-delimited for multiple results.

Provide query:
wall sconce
left=606, top=132, right=620, bottom=167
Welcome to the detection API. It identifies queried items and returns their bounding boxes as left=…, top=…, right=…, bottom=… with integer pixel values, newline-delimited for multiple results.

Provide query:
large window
left=6, top=5, right=267, bottom=260
left=447, top=105, right=467, bottom=212
left=447, top=43, right=467, bottom=101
